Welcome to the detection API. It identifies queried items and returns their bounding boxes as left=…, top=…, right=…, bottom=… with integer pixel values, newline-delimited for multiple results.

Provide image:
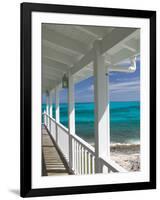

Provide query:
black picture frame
left=20, top=2, right=156, bottom=198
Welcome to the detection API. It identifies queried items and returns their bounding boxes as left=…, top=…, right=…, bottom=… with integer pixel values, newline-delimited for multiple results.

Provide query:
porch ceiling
left=42, top=23, right=140, bottom=92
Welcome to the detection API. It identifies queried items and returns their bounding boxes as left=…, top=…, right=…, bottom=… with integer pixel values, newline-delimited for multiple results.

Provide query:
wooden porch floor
left=42, top=126, right=71, bottom=176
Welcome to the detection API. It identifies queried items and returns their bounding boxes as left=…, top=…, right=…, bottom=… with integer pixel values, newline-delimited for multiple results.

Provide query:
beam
left=43, top=46, right=77, bottom=66
left=111, top=49, right=139, bottom=65
left=101, top=29, right=138, bottom=55
left=42, top=86, right=53, bottom=92
left=43, top=28, right=89, bottom=54
left=70, top=49, right=94, bottom=75
left=78, top=26, right=113, bottom=38
left=43, top=78, right=59, bottom=86
left=122, top=44, right=136, bottom=52
left=70, top=29, right=138, bottom=76
left=42, top=78, right=56, bottom=86
left=75, top=26, right=99, bottom=39
left=42, top=67, right=63, bottom=78
left=43, top=39, right=81, bottom=57
left=43, top=57, right=70, bottom=72
left=122, top=38, right=139, bottom=52
left=43, top=65, right=64, bottom=77
left=42, top=78, right=57, bottom=89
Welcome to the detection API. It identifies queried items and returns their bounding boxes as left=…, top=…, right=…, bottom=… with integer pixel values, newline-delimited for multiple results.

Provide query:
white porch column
left=46, top=96, right=49, bottom=115
left=93, top=40, right=110, bottom=173
left=46, top=95, right=49, bottom=129
left=106, top=66, right=110, bottom=157
left=49, top=92, right=53, bottom=133
left=68, top=71, right=75, bottom=170
left=68, top=72, right=75, bottom=135
left=55, top=86, right=60, bottom=123
left=55, top=86, right=60, bottom=143
left=49, top=92, right=53, bottom=118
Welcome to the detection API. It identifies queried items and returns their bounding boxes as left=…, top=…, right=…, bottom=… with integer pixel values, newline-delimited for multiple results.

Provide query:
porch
left=42, top=24, right=140, bottom=175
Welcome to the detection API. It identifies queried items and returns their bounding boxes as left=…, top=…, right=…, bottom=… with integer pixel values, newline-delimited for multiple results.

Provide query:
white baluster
left=88, top=152, right=91, bottom=174
left=79, top=145, right=82, bottom=175
left=85, top=150, right=87, bottom=174
left=44, top=112, right=46, bottom=126
left=74, top=141, right=77, bottom=174
left=72, top=139, right=75, bottom=171
left=76, top=142, right=79, bottom=174
left=81, top=147, right=84, bottom=175
left=92, top=156, right=95, bottom=174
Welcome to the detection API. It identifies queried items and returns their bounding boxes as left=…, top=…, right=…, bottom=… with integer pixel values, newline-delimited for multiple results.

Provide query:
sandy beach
left=110, top=143, right=140, bottom=172
left=90, top=142, right=140, bottom=172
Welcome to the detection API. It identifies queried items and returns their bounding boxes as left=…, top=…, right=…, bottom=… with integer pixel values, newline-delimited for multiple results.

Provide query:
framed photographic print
left=20, top=2, right=156, bottom=197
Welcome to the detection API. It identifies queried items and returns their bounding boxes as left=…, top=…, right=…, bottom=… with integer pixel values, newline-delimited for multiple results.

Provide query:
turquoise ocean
left=42, top=101, right=140, bottom=145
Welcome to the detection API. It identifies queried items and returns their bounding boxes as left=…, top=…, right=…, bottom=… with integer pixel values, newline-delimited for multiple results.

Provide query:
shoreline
left=110, top=143, right=140, bottom=171
left=89, top=142, right=140, bottom=172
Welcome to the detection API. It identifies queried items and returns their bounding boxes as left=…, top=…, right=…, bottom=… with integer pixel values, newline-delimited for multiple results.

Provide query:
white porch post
left=55, top=86, right=60, bottom=123
left=46, top=95, right=49, bottom=129
left=106, top=65, right=110, bottom=158
left=49, top=92, right=53, bottom=118
left=49, top=92, right=53, bottom=133
left=93, top=40, right=110, bottom=173
left=46, top=96, right=49, bottom=115
left=68, top=71, right=75, bottom=170
left=55, top=86, right=60, bottom=143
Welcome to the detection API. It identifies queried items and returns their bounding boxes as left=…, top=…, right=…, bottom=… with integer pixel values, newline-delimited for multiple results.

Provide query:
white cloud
left=82, top=77, right=140, bottom=102
left=110, top=79, right=140, bottom=95
left=87, top=78, right=140, bottom=92
left=110, top=80, right=139, bottom=90
left=88, top=84, right=94, bottom=91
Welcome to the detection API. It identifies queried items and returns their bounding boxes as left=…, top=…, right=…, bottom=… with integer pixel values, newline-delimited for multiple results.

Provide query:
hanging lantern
left=46, top=90, right=49, bottom=97
left=62, top=74, right=68, bottom=88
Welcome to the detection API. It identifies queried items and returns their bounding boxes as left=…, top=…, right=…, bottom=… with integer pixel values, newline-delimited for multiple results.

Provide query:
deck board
left=42, top=126, right=70, bottom=176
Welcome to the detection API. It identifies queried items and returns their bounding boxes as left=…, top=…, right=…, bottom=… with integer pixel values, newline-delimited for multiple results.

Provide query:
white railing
left=43, top=112, right=126, bottom=174
left=71, top=133, right=95, bottom=175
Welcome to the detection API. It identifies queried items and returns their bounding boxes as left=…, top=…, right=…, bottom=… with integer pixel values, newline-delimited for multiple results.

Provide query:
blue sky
left=43, top=56, right=140, bottom=103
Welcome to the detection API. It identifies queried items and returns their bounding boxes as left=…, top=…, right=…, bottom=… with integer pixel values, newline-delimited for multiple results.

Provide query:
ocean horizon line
left=42, top=100, right=140, bottom=105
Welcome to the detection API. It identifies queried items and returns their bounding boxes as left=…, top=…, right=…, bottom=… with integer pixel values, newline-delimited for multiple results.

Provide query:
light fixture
left=46, top=90, right=49, bottom=97
left=62, top=74, right=68, bottom=88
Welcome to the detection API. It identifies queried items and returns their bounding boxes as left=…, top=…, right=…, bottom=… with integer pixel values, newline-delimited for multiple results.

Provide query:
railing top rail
left=99, top=157, right=127, bottom=173
left=44, top=113, right=69, bottom=133
left=71, top=134, right=95, bottom=155
left=44, top=113, right=56, bottom=121
left=56, top=121, right=69, bottom=133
